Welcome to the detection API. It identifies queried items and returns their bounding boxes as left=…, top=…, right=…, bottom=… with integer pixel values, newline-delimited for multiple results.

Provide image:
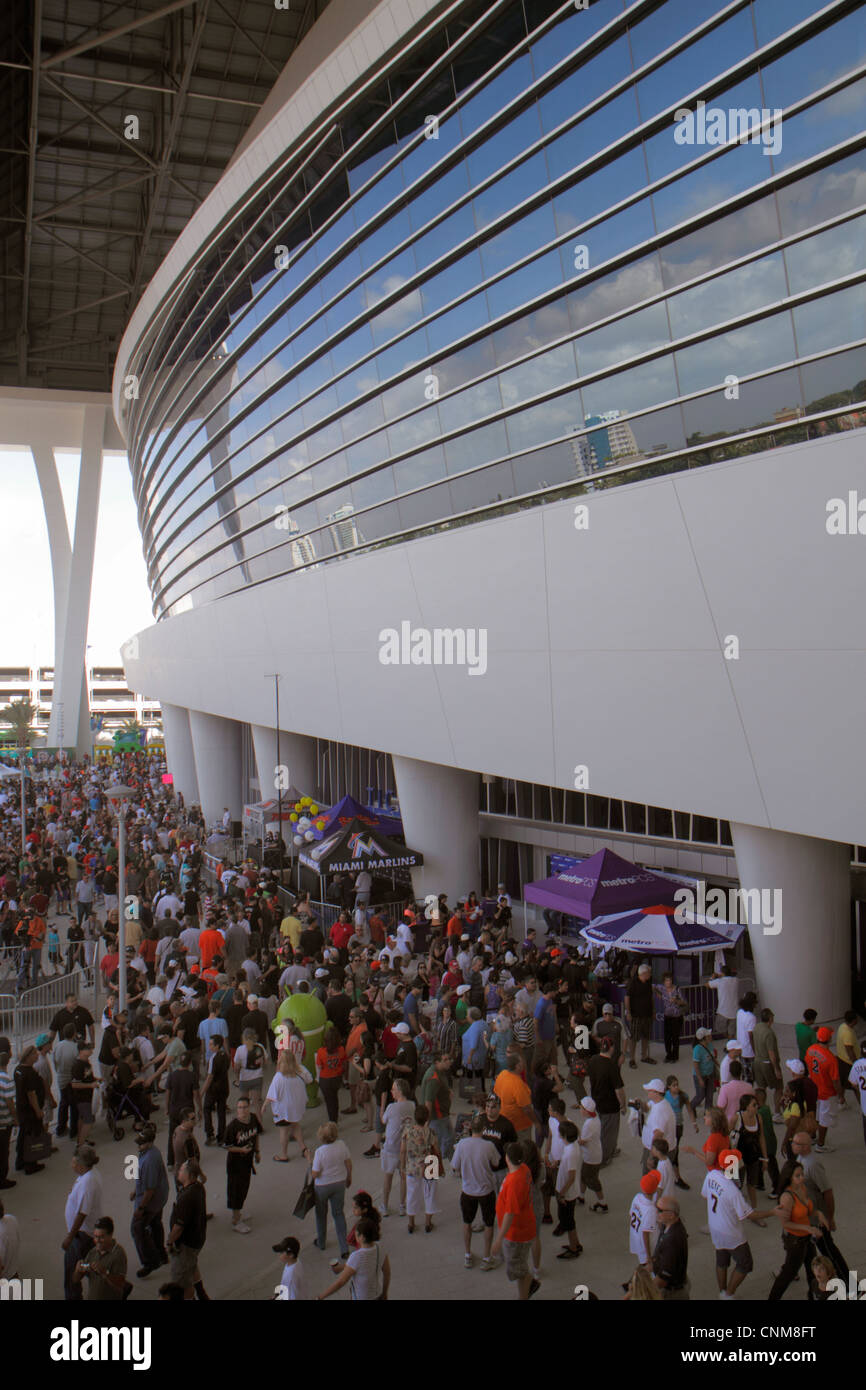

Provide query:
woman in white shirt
left=266, top=1051, right=312, bottom=1162
left=310, top=1122, right=352, bottom=1258
left=233, top=1029, right=266, bottom=1121
left=316, top=1216, right=390, bottom=1300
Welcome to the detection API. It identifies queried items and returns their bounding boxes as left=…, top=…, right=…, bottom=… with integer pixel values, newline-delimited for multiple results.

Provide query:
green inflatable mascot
left=273, top=992, right=327, bottom=1107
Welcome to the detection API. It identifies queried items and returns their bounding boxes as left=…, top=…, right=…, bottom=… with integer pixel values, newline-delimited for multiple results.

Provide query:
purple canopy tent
left=523, top=848, right=684, bottom=920
left=319, top=793, right=403, bottom=838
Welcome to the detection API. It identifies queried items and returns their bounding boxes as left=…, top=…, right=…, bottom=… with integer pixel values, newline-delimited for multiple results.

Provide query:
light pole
left=106, top=783, right=135, bottom=1013
left=265, top=674, right=285, bottom=890
left=19, top=756, right=26, bottom=860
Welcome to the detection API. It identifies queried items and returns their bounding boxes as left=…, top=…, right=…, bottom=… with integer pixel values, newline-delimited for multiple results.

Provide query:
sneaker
left=464, top=1253, right=473, bottom=1268
left=528, top=1279, right=541, bottom=1298
left=814, top=1143, right=834, bottom=1153
left=628, top=1061, right=637, bottom=1070
left=232, top=1221, right=252, bottom=1234
left=719, top=1291, right=733, bottom=1300
left=642, top=1057, right=657, bottom=1065
left=363, top=1146, right=380, bottom=1158
left=541, top=1214, right=553, bottom=1225
left=480, top=1256, right=497, bottom=1271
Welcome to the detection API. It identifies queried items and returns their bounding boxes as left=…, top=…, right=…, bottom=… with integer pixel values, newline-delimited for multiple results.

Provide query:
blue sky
left=0, top=448, right=154, bottom=668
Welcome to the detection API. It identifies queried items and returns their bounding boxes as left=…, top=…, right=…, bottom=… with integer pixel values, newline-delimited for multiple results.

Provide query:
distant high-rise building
left=583, top=411, right=640, bottom=469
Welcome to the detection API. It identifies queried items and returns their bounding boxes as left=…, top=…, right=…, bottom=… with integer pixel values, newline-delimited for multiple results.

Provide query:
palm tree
left=0, top=698, right=37, bottom=751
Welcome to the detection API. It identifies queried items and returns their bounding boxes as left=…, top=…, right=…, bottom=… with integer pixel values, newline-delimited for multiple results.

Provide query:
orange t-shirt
left=199, top=928, right=225, bottom=970
left=804, top=1044, right=839, bottom=1100
left=446, top=915, right=463, bottom=939
left=496, top=1163, right=536, bottom=1242
left=317, top=1045, right=346, bottom=1080
left=346, top=1023, right=366, bottom=1059
left=494, top=1069, right=533, bottom=1133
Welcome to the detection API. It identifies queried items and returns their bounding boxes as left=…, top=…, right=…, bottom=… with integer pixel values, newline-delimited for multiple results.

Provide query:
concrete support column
left=161, top=703, right=200, bottom=806
left=36, top=405, right=106, bottom=754
left=731, top=822, right=851, bottom=1024
left=392, top=755, right=480, bottom=904
left=189, top=710, right=243, bottom=827
left=251, top=725, right=317, bottom=801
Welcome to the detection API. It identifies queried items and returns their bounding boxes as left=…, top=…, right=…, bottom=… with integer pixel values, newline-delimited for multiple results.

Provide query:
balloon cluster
left=289, top=795, right=326, bottom=847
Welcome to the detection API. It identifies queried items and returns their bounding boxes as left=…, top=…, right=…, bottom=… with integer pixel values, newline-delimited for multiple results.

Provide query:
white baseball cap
left=314, top=968, right=328, bottom=978
left=456, top=984, right=470, bottom=995
left=725, top=1040, right=741, bottom=1052
left=392, top=1022, right=410, bottom=1035
left=642, top=1078, right=665, bottom=1093
left=580, top=1096, right=597, bottom=1113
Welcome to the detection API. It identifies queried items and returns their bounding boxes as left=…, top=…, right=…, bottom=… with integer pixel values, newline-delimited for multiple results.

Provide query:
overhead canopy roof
left=0, top=0, right=331, bottom=393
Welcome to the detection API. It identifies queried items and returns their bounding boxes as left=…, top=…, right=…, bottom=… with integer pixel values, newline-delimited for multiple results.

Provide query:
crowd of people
left=0, top=749, right=863, bottom=1302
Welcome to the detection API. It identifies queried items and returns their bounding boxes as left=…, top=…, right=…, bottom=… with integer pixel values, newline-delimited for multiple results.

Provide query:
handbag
left=292, top=1167, right=316, bottom=1220
left=21, top=1128, right=52, bottom=1164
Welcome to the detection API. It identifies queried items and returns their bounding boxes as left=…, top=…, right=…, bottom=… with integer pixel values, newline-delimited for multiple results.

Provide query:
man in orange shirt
left=491, top=1142, right=538, bottom=1298
left=446, top=903, right=465, bottom=940
left=805, top=1027, right=842, bottom=1150
left=198, top=921, right=225, bottom=972
left=17, top=910, right=46, bottom=988
left=494, top=1056, right=535, bottom=1137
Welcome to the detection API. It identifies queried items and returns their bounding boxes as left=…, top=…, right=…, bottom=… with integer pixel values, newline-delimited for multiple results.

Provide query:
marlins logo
left=348, top=832, right=377, bottom=859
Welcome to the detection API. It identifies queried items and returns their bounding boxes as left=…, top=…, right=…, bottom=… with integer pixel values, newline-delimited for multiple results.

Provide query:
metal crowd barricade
left=12, top=970, right=82, bottom=1053
left=0, top=994, right=15, bottom=1043
left=0, top=945, right=24, bottom=986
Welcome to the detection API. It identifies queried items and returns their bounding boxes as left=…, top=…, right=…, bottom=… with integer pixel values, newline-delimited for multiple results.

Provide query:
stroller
left=103, top=1071, right=150, bottom=1142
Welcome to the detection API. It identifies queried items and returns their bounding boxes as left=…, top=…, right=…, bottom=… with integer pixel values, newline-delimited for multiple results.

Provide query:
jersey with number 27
left=848, top=1059, right=866, bottom=1116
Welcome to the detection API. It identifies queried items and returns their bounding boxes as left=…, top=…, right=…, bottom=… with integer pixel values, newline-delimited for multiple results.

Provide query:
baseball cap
left=695, top=1027, right=712, bottom=1039
left=272, top=1236, right=300, bottom=1256
left=725, top=1040, right=741, bottom=1052
left=816, top=1027, right=832, bottom=1042
left=642, top=1078, right=665, bottom=1093
left=392, top=1023, right=410, bottom=1036
left=580, top=1096, right=597, bottom=1113
left=460, top=934, right=470, bottom=942
left=135, top=1123, right=157, bottom=1145
left=314, top=969, right=329, bottom=978
left=640, top=1170, right=661, bottom=1195
left=247, top=994, right=258, bottom=1003
left=456, top=984, right=470, bottom=995
left=35, top=1032, right=50, bottom=1047
left=785, top=1058, right=805, bottom=1075
left=602, top=1004, right=614, bottom=1015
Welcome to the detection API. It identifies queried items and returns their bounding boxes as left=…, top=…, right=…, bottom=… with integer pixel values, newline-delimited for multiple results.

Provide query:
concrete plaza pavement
left=5, top=905, right=864, bottom=1302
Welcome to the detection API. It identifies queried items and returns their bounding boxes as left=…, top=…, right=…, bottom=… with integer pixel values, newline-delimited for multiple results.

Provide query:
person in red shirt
left=805, top=1028, right=841, bottom=1149
left=330, top=913, right=354, bottom=953
left=441, top=963, right=463, bottom=994
left=199, top=923, right=225, bottom=971
left=491, top=1143, right=538, bottom=1299
left=681, top=1105, right=729, bottom=1172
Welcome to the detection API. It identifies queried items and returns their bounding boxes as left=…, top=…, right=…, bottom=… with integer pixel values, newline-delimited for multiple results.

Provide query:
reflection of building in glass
left=582, top=411, right=641, bottom=470
left=279, top=513, right=317, bottom=567
left=570, top=429, right=596, bottom=478
left=327, top=503, right=363, bottom=551
left=773, top=405, right=805, bottom=424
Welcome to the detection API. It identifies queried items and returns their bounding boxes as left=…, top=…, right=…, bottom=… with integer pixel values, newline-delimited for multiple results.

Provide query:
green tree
left=0, top=698, right=37, bottom=750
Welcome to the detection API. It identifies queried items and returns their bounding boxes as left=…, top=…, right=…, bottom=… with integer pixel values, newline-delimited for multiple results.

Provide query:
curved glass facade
left=120, top=0, right=866, bottom=618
